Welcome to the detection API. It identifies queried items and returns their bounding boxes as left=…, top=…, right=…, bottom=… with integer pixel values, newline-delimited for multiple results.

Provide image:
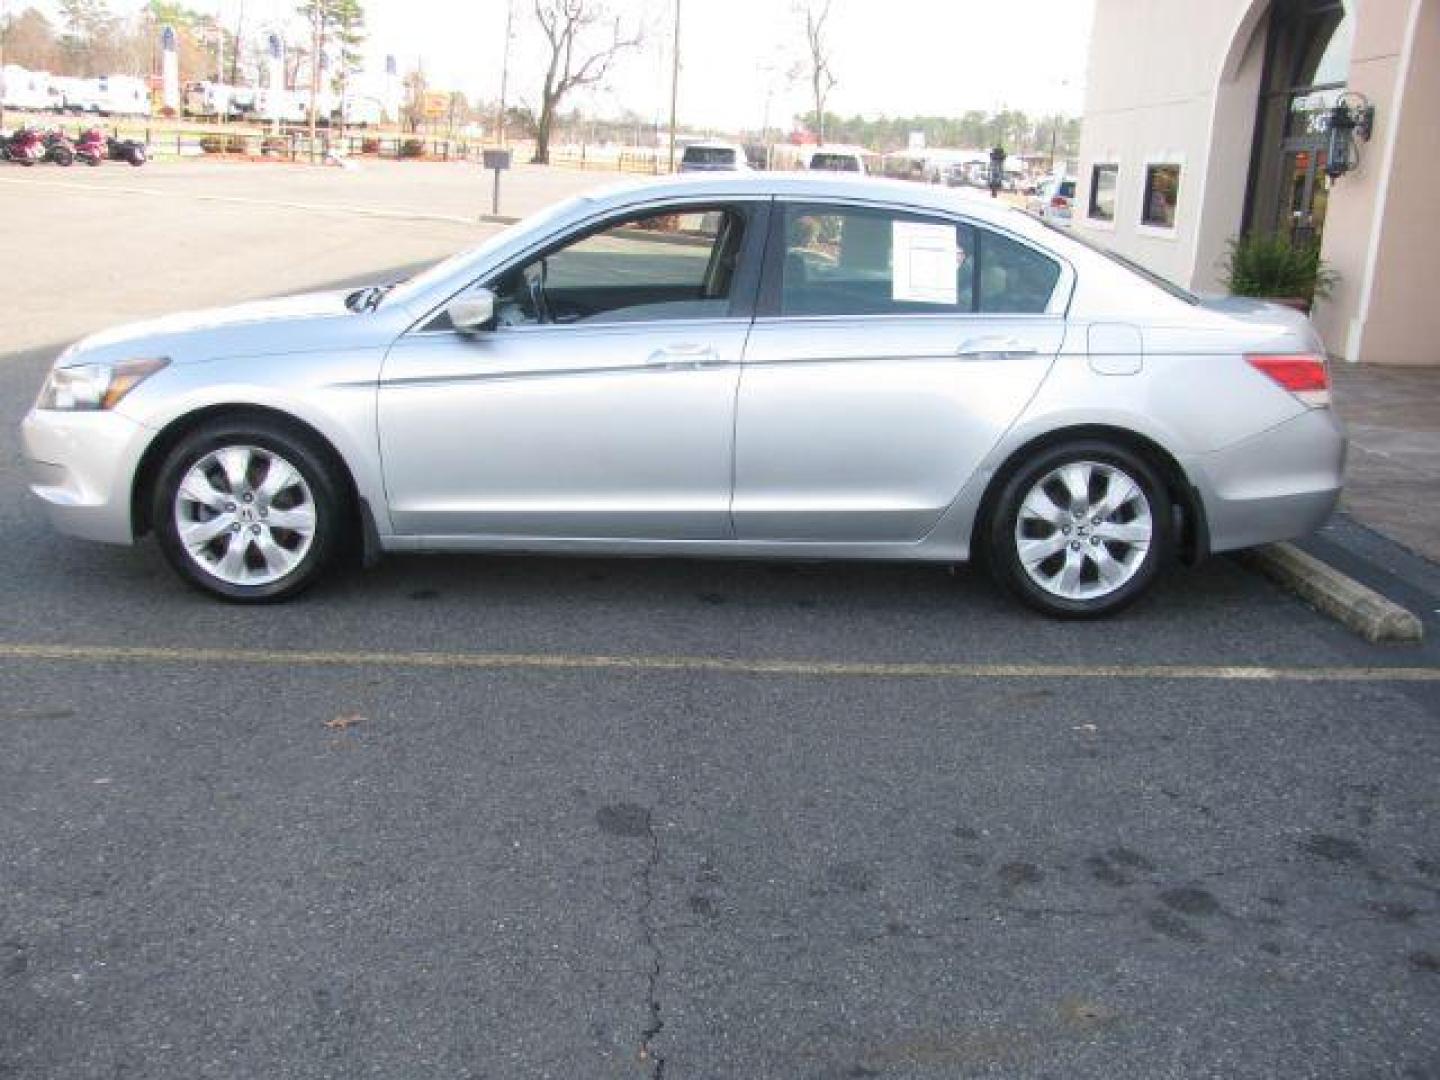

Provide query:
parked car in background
left=1030, top=176, right=1077, bottom=225
left=678, top=142, right=750, bottom=173
left=21, top=173, right=1344, bottom=617
left=806, top=145, right=880, bottom=175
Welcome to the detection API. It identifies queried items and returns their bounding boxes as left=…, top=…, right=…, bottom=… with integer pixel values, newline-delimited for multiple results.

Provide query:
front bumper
left=1195, top=406, right=1347, bottom=554
left=20, top=406, right=151, bottom=544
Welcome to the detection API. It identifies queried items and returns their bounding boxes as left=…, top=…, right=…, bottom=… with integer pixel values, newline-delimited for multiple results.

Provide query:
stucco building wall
left=1076, top=0, right=1437, bottom=365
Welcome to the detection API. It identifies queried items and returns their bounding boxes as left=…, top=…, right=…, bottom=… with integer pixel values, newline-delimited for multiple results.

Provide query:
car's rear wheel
left=986, top=440, right=1171, bottom=618
left=153, top=420, right=347, bottom=602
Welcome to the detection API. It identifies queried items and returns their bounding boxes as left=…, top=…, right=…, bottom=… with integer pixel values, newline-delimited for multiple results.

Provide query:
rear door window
left=975, top=228, right=1062, bottom=313
left=775, top=204, right=975, bottom=316
left=772, top=203, right=1062, bottom=316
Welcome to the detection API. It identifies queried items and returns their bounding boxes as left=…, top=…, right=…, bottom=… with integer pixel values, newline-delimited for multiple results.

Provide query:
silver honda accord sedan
left=20, top=173, right=1345, bottom=616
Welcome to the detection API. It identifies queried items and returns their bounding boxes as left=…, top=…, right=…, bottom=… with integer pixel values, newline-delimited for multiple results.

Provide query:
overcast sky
left=29, top=0, right=1095, bottom=129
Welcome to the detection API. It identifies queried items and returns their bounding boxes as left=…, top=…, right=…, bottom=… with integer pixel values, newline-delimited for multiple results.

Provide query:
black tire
left=127, top=147, right=146, bottom=166
left=985, top=439, right=1172, bottom=619
left=52, top=148, right=74, bottom=166
left=152, top=418, right=350, bottom=603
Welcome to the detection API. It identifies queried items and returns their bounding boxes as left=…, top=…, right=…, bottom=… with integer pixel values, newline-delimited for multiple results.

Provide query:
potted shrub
left=1222, top=233, right=1336, bottom=313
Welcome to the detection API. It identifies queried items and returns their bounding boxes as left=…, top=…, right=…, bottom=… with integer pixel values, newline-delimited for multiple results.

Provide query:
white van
left=67, top=76, right=149, bottom=117
left=100, top=76, right=150, bottom=117
left=678, top=141, right=750, bottom=173
left=337, top=95, right=383, bottom=128
left=805, top=145, right=878, bottom=175
left=184, top=80, right=232, bottom=118
left=0, top=65, right=51, bottom=112
left=254, top=88, right=312, bottom=124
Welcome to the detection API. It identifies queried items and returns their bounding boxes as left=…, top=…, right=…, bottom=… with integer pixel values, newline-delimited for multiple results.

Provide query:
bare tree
left=529, top=0, right=640, bottom=164
left=401, top=67, right=427, bottom=133
left=799, top=0, right=836, bottom=144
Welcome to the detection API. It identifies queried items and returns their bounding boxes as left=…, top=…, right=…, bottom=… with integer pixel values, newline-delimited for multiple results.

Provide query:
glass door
left=1282, top=148, right=1330, bottom=246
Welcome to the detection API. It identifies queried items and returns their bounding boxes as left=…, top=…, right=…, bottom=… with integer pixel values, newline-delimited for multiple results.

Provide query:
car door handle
left=647, top=344, right=721, bottom=368
left=955, top=336, right=1038, bottom=357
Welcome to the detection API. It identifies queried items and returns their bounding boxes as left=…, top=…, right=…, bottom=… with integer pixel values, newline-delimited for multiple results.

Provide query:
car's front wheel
left=153, top=420, right=347, bottom=602
left=986, top=440, right=1171, bottom=618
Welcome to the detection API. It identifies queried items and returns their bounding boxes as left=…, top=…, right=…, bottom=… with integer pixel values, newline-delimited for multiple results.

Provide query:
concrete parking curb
left=477, top=213, right=521, bottom=225
left=1241, top=542, right=1425, bottom=643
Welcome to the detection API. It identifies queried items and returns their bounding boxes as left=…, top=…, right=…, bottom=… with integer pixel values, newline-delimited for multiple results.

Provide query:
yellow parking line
left=0, top=641, right=1434, bottom=683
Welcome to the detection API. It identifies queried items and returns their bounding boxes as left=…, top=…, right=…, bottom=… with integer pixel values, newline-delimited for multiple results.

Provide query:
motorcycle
left=76, top=127, right=106, bottom=167
left=1, top=128, right=47, bottom=166
left=106, top=136, right=147, bottom=167
left=43, top=130, right=76, bottom=167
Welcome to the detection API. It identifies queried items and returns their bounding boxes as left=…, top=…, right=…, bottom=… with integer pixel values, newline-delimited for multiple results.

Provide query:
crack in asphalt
left=638, top=808, right=666, bottom=1079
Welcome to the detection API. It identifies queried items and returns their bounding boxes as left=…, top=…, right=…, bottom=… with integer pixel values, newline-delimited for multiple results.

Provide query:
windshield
left=381, top=196, right=586, bottom=309
left=682, top=146, right=736, bottom=165
left=810, top=153, right=860, bottom=172
left=1040, top=216, right=1199, bottom=304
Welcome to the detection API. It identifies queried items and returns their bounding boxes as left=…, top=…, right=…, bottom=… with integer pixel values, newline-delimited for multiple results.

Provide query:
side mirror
left=447, top=288, right=496, bottom=333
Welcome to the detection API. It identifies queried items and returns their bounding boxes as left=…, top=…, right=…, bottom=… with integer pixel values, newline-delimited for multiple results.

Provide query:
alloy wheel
left=1013, top=460, right=1153, bottom=602
left=172, top=444, right=317, bottom=587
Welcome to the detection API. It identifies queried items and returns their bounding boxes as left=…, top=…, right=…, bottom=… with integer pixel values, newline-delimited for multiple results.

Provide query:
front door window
left=488, top=207, right=746, bottom=327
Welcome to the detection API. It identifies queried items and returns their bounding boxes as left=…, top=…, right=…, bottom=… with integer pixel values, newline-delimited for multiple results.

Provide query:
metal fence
left=548, top=147, right=676, bottom=175
left=10, top=115, right=692, bottom=173
left=12, top=120, right=484, bottom=162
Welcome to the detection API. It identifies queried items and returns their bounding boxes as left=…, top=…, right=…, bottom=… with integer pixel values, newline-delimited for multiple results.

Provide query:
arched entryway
left=1242, top=0, right=1354, bottom=245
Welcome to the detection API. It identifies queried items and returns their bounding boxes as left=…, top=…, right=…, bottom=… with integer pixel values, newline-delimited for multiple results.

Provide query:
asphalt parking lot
left=2, top=161, right=1439, bottom=1079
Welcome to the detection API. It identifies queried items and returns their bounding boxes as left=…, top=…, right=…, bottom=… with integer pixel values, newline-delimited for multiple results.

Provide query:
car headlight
left=36, top=358, right=169, bottom=411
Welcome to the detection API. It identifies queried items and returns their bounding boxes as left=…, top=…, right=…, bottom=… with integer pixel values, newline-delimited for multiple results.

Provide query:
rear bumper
left=20, top=407, right=149, bottom=544
left=1195, top=407, right=1347, bottom=554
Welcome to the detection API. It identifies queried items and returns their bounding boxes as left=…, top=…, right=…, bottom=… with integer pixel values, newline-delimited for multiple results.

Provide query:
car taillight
left=1051, top=196, right=1069, bottom=208
left=1247, top=353, right=1330, bottom=407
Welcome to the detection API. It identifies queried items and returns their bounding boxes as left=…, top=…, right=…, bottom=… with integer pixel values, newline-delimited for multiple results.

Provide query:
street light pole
left=495, top=0, right=513, bottom=146
left=666, top=0, right=680, bottom=173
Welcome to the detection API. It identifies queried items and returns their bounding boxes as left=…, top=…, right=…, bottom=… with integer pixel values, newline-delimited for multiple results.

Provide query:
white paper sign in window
left=891, top=221, right=958, bottom=305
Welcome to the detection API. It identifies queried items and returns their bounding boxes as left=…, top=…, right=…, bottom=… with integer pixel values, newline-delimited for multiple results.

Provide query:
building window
left=1142, top=164, right=1181, bottom=228
left=1089, top=164, right=1118, bottom=222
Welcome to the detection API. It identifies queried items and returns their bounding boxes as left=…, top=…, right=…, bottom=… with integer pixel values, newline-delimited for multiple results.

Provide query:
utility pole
left=216, top=21, right=225, bottom=86
left=0, top=0, right=9, bottom=133
left=666, top=0, right=680, bottom=172
left=307, top=2, right=324, bottom=161
left=495, top=0, right=513, bottom=145
left=229, top=0, right=245, bottom=86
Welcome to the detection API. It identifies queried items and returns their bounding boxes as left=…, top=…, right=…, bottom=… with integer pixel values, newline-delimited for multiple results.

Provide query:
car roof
left=578, top=172, right=1036, bottom=231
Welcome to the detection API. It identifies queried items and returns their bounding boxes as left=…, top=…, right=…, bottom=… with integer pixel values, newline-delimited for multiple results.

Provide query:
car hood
left=59, top=290, right=362, bottom=367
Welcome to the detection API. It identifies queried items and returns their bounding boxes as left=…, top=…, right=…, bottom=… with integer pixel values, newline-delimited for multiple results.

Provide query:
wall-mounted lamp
left=1325, top=92, right=1375, bottom=180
